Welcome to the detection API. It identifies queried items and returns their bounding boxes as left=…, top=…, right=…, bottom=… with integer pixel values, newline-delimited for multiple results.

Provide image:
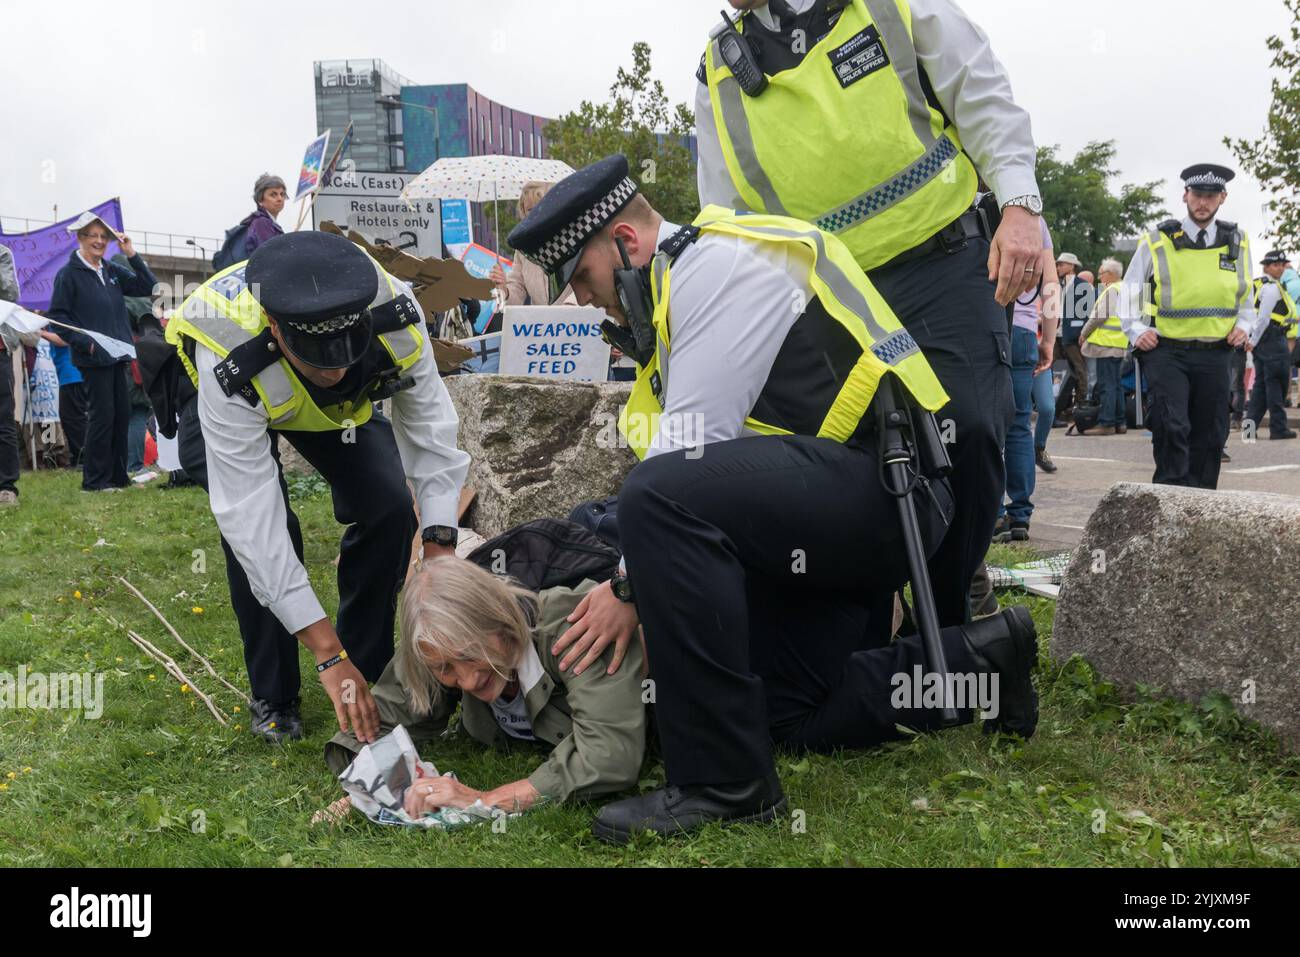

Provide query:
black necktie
left=768, top=0, right=799, bottom=28
left=1196, top=229, right=1208, bottom=249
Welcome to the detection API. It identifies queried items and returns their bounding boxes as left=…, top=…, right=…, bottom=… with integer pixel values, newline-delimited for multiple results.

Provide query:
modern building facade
left=314, top=59, right=411, bottom=172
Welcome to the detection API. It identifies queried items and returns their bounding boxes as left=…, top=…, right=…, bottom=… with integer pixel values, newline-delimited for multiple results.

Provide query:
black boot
left=960, top=607, right=1039, bottom=739
left=592, top=771, right=786, bottom=845
left=249, top=697, right=304, bottom=743
left=1035, top=446, right=1058, bottom=473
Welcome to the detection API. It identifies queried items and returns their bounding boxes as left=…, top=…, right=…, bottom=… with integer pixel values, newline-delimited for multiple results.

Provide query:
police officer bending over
left=1119, top=164, right=1267, bottom=489
left=167, top=232, right=469, bottom=743
left=509, top=155, right=1040, bottom=844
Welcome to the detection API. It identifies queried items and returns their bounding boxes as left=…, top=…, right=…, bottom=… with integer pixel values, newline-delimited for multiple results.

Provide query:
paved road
left=1020, top=422, right=1300, bottom=552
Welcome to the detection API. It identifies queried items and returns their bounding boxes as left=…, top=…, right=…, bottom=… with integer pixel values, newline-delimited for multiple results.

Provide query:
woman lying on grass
left=318, top=557, right=647, bottom=821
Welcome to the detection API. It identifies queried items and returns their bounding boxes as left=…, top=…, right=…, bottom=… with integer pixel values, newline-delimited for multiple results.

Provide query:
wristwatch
left=1001, top=194, right=1044, bottom=216
left=421, top=525, right=458, bottom=548
left=610, top=572, right=635, bottom=604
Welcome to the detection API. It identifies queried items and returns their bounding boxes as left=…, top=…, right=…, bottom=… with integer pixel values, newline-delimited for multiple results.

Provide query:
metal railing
left=0, top=215, right=220, bottom=261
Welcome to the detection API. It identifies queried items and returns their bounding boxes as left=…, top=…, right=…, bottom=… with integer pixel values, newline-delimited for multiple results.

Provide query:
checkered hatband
left=287, top=311, right=369, bottom=335
left=532, top=177, right=639, bottom=273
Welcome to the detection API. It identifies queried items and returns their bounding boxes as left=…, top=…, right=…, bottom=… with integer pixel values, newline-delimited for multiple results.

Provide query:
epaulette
left=211, top=327, right=280, bottom=406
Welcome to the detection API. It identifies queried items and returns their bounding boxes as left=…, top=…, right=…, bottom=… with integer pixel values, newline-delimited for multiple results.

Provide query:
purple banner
left=0, top=199, right=123, bottom=310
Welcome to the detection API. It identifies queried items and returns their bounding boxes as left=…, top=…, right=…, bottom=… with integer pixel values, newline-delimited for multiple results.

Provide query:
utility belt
left=1156, top=336, right=1231, bottom=352
left=875, top=196, right=997, bottom=272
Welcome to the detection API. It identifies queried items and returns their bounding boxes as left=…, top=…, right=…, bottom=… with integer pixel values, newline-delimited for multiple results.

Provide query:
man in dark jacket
left=44, top=215, right=157, bottom=491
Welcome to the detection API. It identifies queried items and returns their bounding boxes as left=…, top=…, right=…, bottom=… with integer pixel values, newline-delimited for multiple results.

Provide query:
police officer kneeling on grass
left=165, top=231, right=470, bottom=744
left=509, top=155, right=1041, bottom=844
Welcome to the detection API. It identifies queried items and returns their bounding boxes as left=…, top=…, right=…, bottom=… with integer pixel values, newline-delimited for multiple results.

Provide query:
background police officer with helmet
left=510, top=155, right=1041, bottom=844
left=168, top=231, right=470, bottom=744
left=1119, top=164, right=1267, bottom=489
left=695, top=0, right=1046, bottom=626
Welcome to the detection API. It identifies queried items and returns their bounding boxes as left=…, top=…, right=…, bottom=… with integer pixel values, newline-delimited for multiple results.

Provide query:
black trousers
left=1247, top=329, right=1291, bottom=437
left=178, top=398, right=417, bottom=704
left=1055, top=340, right=1089, bottom=418
left=0, top=349, right=18, bottom=495
left=60, top=380, right=88, bottom=467
left=80, top=363, right=131, bottom=490
left=869, top=237, right=1014, bottom=626
left=619, top=434, right=963, bottom=786
left=1228, top=346, right=1248, bottom=420
left=1143, top=342, right=1230, bottom=489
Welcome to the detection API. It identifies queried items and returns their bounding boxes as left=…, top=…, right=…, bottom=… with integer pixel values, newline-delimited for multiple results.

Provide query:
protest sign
left=314, top=170, right=443, bottom=259
left=0, top=199, right=123, bottom=310
left=294, top=131, right=331, bottom=202
left=441, top=199, right=472, bottom=259
left=28, top=341, right=60, bottom=424
left=498, top=306, right=610, bottom=382
left=458, top=243, right=510, bottom=335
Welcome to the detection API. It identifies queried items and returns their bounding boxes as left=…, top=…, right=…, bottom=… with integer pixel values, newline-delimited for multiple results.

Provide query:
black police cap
left=246, top=231, right=379, bottom=369
left=507, top=154, right=639, bottom=288
left=1262, top=250, right=1291, bottom=266
left=1181, top=163, right=1235, bottom=193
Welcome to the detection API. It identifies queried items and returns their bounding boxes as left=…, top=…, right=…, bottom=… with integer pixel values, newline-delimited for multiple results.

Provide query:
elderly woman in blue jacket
left=45, top=215, right=157, bottom=491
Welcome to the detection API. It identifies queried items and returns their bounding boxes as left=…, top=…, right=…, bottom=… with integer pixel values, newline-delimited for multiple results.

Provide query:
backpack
left=465, top=518, right=620, bottom=592
left=567, top=497, right=621, bottom=550
left=211, top=219, right=253, bottom=273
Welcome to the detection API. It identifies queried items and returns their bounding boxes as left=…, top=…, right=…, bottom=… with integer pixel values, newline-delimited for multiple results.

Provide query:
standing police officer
left=694, top=0, right=1044, bottom=625
left=509, top=156, right=1039, bottom=843
left=1246, top=251, right=1298, bottom=440
left=1119, top=164, right=1264, bottom=488
left=167, top=231, right=470, bottom=743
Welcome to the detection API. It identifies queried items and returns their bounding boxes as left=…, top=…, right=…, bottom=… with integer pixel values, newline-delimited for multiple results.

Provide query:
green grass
left=1, top=469, right=1297, bottom=867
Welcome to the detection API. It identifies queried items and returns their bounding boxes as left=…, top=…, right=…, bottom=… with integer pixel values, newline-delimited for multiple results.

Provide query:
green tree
left=1226, top=0, right=1300, bottom=250
left=1036, top=140, right=1168, bottom=269
left=540, top=42, right=698, bottom=239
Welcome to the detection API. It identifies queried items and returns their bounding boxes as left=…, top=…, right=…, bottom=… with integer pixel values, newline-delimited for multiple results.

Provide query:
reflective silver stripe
left=181, top=297, right=297, bottom=411
left=1233, top=232, right=1249, bottom=306
left=380, top=329, right=418, bottom=363
left=815, top=135, right=958, bottom=234
left=729, top=222, right=902, bottom=348
left=1152, top=238, right=1176, bottom=313
left=863, top=0, right=936, bottom=148
left=711, top=39, right=789, bottom=216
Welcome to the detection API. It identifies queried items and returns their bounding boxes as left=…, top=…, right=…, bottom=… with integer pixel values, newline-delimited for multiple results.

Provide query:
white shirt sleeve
left=1252, top=283, right=1282, bottom=347
left=194, top=343, right=327, bottom=635
left=1120, top=238, right=1156, bottom=346
left=387, top=297, right=471, bottom=529
left=1233, top=233, right=1259, bottom=340
left=646, top=232, right=808, bottom=458
left=910, top=0, right=1040, bottom=203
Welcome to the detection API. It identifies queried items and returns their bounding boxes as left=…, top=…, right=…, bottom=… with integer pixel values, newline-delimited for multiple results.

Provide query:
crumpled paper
left=338, top=724, right=513, bottom=830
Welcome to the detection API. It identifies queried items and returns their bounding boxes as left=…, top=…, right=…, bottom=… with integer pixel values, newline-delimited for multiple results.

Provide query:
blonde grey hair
left=516, top=181, right=553, bottom=220
left=395, top=558, right=537, bottom=716
left=1098, top=258, right=1124, bottom=278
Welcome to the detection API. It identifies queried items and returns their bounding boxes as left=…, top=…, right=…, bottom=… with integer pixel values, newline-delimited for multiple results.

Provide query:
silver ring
left=1023, top=266, right=1036, bottom=273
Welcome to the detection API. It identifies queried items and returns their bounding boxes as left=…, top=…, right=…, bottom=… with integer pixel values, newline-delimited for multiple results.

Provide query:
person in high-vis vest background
left=1245, top=251, right=1298, bottom=440
left=510, top=155, right=1041, bottom=844
left=167, top=231, right=470, bottom=744
left=1119, top=164, right=1268, bottom=489
left=1080, top=258, right=1129, bottom=435
left=695, top=0, right=1044, bottom=628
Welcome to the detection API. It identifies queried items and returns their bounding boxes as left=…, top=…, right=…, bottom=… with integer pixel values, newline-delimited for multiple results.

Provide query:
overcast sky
left=0, top=0, right=1290, bottom=255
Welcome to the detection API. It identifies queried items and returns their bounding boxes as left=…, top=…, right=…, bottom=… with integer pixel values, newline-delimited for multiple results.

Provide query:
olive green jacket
left=324, top=581, right=647, bottom=804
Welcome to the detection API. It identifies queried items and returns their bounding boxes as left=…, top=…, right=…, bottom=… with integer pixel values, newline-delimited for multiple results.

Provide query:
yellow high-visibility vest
left=1139, top=222, right=1251, bottom=341
left=166, top=258, right=423, bottom=432
left=618, top=206, right=950, bottom=460
left=1086, top=283, right=1129, bottom=349
left=1253, top=277, right=1298, bottom=339
left=703, top=0, right=980, bottom=272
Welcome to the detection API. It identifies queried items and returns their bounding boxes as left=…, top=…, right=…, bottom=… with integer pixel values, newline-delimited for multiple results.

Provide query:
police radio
left=718, top=9, right=768, bottom=97
left=610, top=237, right=658, bottom=367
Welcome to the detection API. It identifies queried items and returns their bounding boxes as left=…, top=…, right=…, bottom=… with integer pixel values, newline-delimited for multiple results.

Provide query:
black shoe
left=1035, top=446, right=1058, bottom=473
left=968, top=563, right=999, bottom=620
left=1270, top=429, right=1298, bottom=440
left=1052, top=418, right=1069, bottom=429
left=592, top=772, right=786, bottom=844
left=991, top=515, right=1011, bottom=543
left=249, top=697, right=304, bottom=742
left=961, top=606, right=1039, bottom=739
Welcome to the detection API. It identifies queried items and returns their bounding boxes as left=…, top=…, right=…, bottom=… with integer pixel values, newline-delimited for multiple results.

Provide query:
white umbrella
left=400, top=155, right=576, bottom=258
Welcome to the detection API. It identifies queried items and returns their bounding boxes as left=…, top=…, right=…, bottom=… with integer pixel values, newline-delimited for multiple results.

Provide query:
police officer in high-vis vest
left=695, top=0, right=1045, bottom=626
left=509, top=155, right=1040, bottom=844
left=1246, top=251, right=1298, bottom=440
left=168, top=231, right=470, bottom=743
left=1119, top=164, right=1266, bottom=489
